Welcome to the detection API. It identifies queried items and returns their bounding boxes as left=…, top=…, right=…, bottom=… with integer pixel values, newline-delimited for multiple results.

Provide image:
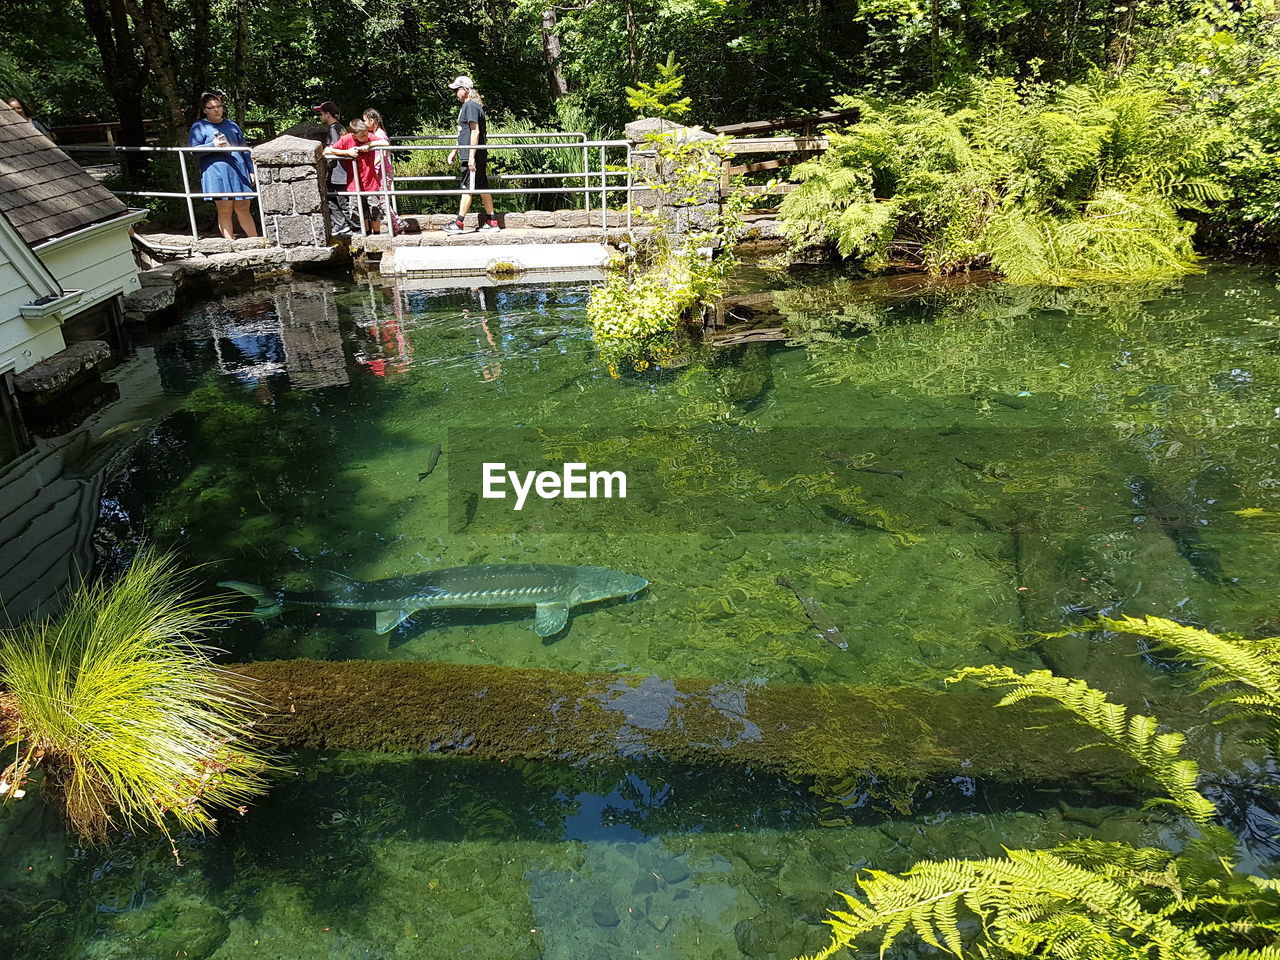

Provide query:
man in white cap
left=444, top=75, right=499, bottom=233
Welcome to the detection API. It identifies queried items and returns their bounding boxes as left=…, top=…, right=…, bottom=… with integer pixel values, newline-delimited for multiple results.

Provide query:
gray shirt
left=325, top=121, right=348, bottom=187
left=456, top=101, right=486, bottom=165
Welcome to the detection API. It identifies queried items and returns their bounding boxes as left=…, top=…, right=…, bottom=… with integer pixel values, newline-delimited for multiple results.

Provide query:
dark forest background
left=0, top=0, right=1222, bottom=138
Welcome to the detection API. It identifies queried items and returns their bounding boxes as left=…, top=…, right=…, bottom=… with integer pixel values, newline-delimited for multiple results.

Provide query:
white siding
left=0, top=257, right=66, bottom=373
left=39, top=226, right=141, bottom=308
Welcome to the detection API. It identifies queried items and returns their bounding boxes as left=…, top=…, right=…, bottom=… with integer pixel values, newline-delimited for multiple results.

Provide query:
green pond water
left=2, top=263, right=1279, bottom=958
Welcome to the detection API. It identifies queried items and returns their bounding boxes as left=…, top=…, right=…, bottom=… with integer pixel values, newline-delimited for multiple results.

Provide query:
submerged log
left=231, top=659, right=1141, bottom=789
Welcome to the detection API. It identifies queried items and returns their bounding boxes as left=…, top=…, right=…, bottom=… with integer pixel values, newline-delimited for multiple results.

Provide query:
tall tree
left=120, top=0, right=186, bottom=140
left=1107, top=0, right=1139, bottom=73
left=541, top=8, right=568, bottom=98
left=79, top=0, right=149, bottom=166
left=186, top=0, right=211, bottom=120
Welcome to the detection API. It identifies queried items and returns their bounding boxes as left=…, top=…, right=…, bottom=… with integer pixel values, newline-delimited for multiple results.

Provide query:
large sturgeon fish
left=219, top=563, right=648, bottom=638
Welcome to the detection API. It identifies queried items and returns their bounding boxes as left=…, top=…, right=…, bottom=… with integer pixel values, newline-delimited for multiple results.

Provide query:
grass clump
left=0, top=547, right=273, bottom=856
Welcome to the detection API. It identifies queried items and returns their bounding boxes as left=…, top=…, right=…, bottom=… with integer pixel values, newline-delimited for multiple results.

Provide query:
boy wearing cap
left=313, top=99, right=355, bottom=236
left=443, top=76, right=499, bottom=234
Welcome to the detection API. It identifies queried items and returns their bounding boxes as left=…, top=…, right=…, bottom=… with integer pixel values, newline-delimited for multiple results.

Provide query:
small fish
left=776, top=576, right=848, bottom=650
left=818, top=504, right=890, bottom=536
left=954, top=457, right=1008, bottom=480
left=460, top=492, right=479, bottom=531
left=970, top=390, right=1026, bottom=410
left=528, top=333, right=559, bottom=348
left=822, top=451, right=904, bottom=479
left=417, top=443, right=443, bottom=481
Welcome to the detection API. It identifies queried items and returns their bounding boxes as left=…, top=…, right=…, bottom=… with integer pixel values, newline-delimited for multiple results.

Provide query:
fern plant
left=798, top=619, right=1280, bottom=960
left=948, top=666, right=1217, bottom=824
left=780, top=75, right=1229, bottom=284
left=1082, top=616, right=1280, bottom=759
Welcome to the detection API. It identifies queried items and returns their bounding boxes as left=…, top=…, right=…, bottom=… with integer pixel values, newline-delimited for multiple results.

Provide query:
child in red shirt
left=323, top=118, right=387, bottom=233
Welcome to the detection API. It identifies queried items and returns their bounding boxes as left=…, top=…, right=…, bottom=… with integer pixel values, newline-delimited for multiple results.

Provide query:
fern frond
left=948, top=667, right=1217, bottom=824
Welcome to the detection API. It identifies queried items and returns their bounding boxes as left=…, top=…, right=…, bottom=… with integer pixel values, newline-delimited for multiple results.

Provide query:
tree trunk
left=232, top=0, right=247, bottom=125
left=121, top=0, right=186, bottom=142
left=80, top=0, right=150, bottom=176
left=1107, top=0, right=1138, bottom=74
left=541, top=8, right=568, bottom=100
left=624, top=0, right=639, bottom=84
left=930, top=0, right=941, bottom=80
left=186, top=0, right=211, bottom=121
left=228, top=659, right=1150, bottom=789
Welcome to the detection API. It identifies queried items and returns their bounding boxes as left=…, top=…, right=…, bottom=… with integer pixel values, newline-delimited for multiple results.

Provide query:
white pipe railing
left=331, top=140, right=633, bottom=236
left=62, top=144, right=265, bottom=239
left=62, top=138, right=634, bottom=239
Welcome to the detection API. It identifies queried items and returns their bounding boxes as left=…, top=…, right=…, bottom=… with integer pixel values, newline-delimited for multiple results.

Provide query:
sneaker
left=478, top=219, right=501, bottom=232
left=442, top=220, right=468, bottom=235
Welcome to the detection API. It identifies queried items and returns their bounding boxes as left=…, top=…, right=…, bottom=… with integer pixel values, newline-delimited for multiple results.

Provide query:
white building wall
left=0, top=256, right=65, bottom=374
left=38, top=222, right=142, bottom=310
left=0, top=212, right=143, bottom=375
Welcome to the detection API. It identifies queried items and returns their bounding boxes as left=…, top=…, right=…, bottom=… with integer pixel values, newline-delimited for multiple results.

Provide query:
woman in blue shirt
left=188, top=92, right=259, bottom=239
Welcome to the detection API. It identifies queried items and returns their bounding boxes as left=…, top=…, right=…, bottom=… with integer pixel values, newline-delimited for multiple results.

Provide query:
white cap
left=448, top=75, right=474, bottom=90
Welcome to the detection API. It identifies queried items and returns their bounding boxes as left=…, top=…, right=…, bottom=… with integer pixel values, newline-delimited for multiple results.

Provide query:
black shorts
left=460, top=161, right=489, bottom=192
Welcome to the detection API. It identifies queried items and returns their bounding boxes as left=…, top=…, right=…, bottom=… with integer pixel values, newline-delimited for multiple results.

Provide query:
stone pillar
left=624, top=117, right=726, bottom=238
left=251, top=136, right=330, bottom=248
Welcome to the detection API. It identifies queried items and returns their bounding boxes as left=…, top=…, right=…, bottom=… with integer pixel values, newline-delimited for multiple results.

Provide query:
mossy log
left=230, top=660, right=1141, bottom=788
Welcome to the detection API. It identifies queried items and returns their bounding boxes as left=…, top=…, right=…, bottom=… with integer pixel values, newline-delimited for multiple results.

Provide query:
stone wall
left=624, top=117, right=727, bottom=239
left=251, top=136, right=330, bottom=248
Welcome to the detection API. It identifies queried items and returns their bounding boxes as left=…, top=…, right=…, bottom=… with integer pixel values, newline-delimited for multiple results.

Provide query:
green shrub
left=0, top=548, right=274, bottom=857
left=797, top=618, right=1280, bottom=960
left=780, top=75, right=1229, bottom=284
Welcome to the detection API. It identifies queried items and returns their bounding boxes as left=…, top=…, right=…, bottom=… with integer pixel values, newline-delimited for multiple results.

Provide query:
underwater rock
left=647, top=912, right=672, bottom=933
left=632, top=872, right=658, bottom=895
left=778, top=859, right=831, bottom=902
left=657, top=857, right=690, bottom=885
left=738, top=841, right=782, bottom=875
left=110, top=894, right=229, bottom=960
left=735, top=914, right=796, bottom=958
left=591, top=897, right=620, bottom=927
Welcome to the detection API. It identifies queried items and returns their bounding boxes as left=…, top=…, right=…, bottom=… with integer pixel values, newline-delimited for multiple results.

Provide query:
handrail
left=60, top=138, right=633, bottom=239
left=390, top=131, right=589, bottom=142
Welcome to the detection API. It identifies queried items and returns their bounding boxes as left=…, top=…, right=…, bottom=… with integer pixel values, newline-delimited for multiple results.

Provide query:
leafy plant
left=0, top=547, right=274, bottom=857
left=779, top=75, right=1228, bottom=284
left=949, top=665, right=1217, bottom=824
left=625, top=51, right=692, bottom=121
left=797, top=618, right=1280, bottom=960
left=586, top=124, right=747, bottom=373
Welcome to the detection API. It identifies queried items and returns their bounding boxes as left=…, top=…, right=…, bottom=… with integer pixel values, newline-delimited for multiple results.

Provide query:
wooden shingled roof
left=0, top=101, right=129, bottom=248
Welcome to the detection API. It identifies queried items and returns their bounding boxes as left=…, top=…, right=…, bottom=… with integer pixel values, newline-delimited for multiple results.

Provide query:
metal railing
left=336, top=139, right=632, bottom=236
left=62, top=136, right=635, bottom=239
left=61, top=143, right=264, bottom=240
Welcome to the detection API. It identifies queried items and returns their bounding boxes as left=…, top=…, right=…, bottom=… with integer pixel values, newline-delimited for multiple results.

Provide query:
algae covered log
left=229, top=660, right=1140, bottom=788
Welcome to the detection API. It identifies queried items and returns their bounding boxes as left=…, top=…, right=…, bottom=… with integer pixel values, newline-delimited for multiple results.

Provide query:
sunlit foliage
left=0, top=548, right=274, bottom=855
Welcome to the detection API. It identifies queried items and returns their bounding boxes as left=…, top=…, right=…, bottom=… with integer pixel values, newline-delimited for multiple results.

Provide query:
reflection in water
left=0, top=431, right=106, bottom=624
left=208, top=280, right=350, bottom=390
left=0, top=348, right=172, bottom=624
